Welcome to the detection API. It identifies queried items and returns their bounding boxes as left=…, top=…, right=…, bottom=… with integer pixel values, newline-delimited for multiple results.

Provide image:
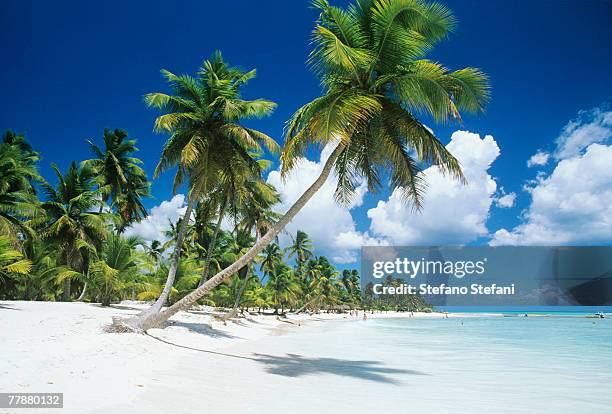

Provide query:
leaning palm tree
left=141, top=51, right=278, bottom=314
left=41, top=162, right=107, bottom=301
left=120, top=0, right=489, bottom=331
left=198, top=157, right=280, bottom=287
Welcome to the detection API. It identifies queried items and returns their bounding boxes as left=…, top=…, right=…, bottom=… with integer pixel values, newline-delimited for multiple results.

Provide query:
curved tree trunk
left=77, top=282, right=88, bottom=301
left=122, top=143, right=345, bottom=331
left=198, top=198, right=228, bottom=287
left=141, top=195, right=197, bottom=315
left=222, top=268, right=251, bottom=321
left=292, top=295, right=320, bottom=314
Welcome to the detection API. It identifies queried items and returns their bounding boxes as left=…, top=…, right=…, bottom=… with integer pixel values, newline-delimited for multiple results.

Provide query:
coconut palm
left=141, top=51, right=278, bottom=314
left=86, top=234, right=144, bottom=306
left=123, top=0, right=489, bottom=331
left=85, top=128, right=150, bottom=221
left=0, top=132, right=42, bottom=240
left=286, top=230, right=314, bottom=275
left=267, top=263, right=302, bottom=314
left=199, top=159, right=280, bottom=287
left=221, top=181, right=281, bottom=316
left=41, top=162, right=107, bottom=301
left=195, top=156, right=271, bottom=286
left=0, top=236, right=32, bottom=299
left=259, top=243, right=284, bottom=283
left=146, top=240, right=165, bottom=264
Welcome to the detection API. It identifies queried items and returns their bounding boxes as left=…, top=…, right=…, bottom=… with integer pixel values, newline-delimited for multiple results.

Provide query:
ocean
left=219, top=314, right=612, bottom=413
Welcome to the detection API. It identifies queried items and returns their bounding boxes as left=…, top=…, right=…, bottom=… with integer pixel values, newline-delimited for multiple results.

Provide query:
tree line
left=1, top=0, right=489, bottom=330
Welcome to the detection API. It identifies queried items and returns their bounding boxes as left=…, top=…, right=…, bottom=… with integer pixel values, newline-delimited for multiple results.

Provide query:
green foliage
left=363, top=275, right=432, bottom=311
left=0, top=131, right=43, bottom=240
left=0, top=0, right=484, bottom=312
left=0, top=236, right=32, bottom=298
left=84, top=128, right=150, bottom=232
left=145, top=51, right=279, bottom=198
left=283, top=0, right=489, bottom=208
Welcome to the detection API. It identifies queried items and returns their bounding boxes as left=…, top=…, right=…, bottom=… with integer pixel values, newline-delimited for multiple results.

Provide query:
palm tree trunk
left=77, top=282, right=88, bottom=301
left=62, top=278, right=71, bottom=302
left=222, top=268, right=251, bottom=321
left=292, top=295, right=320, bottom=314
left=198, top=198, right=228, bottom=287
left=142, top=195, right=197, bottom=315
left=122, top=143, right=345, bottom=331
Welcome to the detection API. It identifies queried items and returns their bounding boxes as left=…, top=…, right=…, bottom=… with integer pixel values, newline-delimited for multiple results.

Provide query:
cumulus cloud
left=124, top=194, right=188, bottom=245
left=527, top=150, right=550, bottom=167
left=491, top=105, right=612, bottom=246
left=491, top=144, right=612, bottom=245
left=266, top=144, right=380, bottom=264
left=554, top=106, right=612, bottom=159
left=495, top=191, right=516, bottom=208
left=367, top=131, right=501, bottom=245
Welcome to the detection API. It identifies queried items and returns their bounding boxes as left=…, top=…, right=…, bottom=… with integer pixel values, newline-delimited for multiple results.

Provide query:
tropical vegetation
left=0, top=0, right=488, bottom=331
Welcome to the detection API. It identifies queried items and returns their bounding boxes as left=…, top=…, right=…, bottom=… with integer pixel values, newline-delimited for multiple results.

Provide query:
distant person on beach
left=363, top=312, right=367, bottom=321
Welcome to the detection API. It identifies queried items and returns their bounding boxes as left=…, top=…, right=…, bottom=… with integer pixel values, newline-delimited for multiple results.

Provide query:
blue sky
left=2, top=1, right=611, bottom=266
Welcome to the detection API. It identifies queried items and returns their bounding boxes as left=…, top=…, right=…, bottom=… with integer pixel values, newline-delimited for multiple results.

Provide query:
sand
left=0, top=301, right=446, bottom=414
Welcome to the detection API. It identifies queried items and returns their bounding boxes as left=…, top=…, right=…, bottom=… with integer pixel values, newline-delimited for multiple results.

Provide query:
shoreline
left=0, top=300, right=453, bottom=414
left=2, top=301, right=610, bottom=413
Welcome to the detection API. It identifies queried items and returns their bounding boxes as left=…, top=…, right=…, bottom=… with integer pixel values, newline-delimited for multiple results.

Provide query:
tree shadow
left=164, top=321, right=235, bottom=339
left=0, top=303, right=20, bottom=310
left=144, top=334, right=426, bottom=385
left=93, top=303, right=142, bottom=312
left=251, top=353, right=426, bottom=384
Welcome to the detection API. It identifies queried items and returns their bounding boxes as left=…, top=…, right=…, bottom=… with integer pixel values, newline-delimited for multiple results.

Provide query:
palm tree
left=87, top=234, right=144, bottom=306
left=123, top=0, right=489, bottom=331
left=41, top=162, right=107, bottom=301
left=286, top=230, right=314, bottom=275
left=0, top=132, right=42, bottom=240
left=259, top=243, right=283, bottom=283
left=146, top=240, right=164, bottom=264
left=222, top=180, right=281, bottom=316
left=141, top=51, right=278, bottom=314
left=195, top=156, right=272, bottom=287
left=84, top=128, right=150, bottom=230
left=267, top=263, right=301, bottom=314
left=0, top=236, right=32, bottom=299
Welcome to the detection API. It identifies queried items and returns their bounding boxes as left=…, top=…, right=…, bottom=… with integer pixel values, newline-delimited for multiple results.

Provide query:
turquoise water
left=151, top=315, right=612, bottom=413
left=222, top=315, right=612, bottom=413
left=349, top=316, right=612, bottom=413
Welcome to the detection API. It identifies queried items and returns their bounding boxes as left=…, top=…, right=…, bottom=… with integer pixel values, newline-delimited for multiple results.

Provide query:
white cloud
left=267, top=144, right=379, bottom=264
left=491, top=143, right=612, bottom=245
left=527, top=150, right=550, bottom=167
left=367, top=131, right=501, bottom=245
left=554, top=107, right=612, bottom=159
left=492, top=105, right=612, bottom=245
left=495, top=191, right=516, bottom=208
left=124, top=194, right=188, bottom=245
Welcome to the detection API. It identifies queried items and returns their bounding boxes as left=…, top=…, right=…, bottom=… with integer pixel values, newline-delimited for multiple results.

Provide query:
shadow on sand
left=252, top=353, right=426, bottom=384
left=0, top=303, right=20, bottom=310
left=145, top=333, right=425, bottom=384
left=161, top=321, right=236, bottom=339
left=93, top=303, right=142, bottom=312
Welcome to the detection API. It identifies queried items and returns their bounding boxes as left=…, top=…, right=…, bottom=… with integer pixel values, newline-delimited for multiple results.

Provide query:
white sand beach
left=4, top=301, right=611, bottom=414
left=0, top=301, right=446, bottom=414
